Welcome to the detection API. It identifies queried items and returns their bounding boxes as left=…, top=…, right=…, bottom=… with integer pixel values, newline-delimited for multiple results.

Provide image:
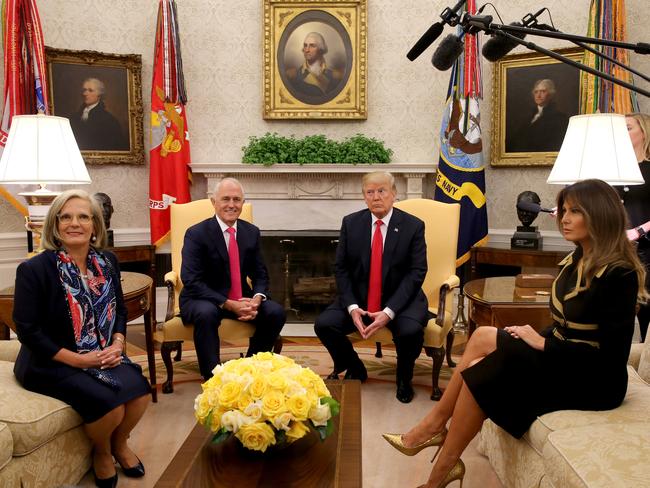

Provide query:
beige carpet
left=132, top=342, right=457, bottom=390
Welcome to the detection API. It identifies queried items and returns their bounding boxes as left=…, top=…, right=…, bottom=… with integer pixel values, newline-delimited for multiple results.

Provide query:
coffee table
left=154, top=380, right=362, bottom=488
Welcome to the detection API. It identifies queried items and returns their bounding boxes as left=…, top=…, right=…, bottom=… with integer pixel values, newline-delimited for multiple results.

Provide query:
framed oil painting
left=263, top=0, right=367, bottom=119
left=490, top=47, right=583, bottom=167
left=45, top=47, right=144, bottom=165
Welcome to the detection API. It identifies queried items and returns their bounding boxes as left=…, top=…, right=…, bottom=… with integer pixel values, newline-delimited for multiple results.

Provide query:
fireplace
left=191, top=162, right=436, bottom=324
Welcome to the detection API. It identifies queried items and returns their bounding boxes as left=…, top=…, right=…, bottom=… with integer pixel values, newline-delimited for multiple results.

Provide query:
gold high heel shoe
left=382, top=428, right=447, bottom=462
left=417, top=459, right=466, bottom=488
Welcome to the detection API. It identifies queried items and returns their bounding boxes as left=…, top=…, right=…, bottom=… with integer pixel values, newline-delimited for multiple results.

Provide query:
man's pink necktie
left=367, top=220, right=383, bottom=312
left=226, top=227, right=242, bottom=300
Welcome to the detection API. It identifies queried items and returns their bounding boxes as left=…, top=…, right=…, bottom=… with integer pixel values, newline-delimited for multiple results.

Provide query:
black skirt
left=34, top=361, right=150, bottom=423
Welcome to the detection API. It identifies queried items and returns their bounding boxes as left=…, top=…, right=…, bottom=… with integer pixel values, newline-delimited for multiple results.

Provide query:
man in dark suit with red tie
left=179, top=178, right=285, bottom=380
left=314, top=171, right=428, bottom=403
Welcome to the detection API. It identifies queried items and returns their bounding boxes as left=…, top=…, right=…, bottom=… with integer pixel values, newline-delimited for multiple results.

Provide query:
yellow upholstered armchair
left=155, top=199, right=282, bottom=393
left=349, top=198, right=460, bottom=400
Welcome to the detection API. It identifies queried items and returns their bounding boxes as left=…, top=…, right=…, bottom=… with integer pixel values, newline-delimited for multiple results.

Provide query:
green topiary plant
left=241, top=133, right=297, bottom=166
left=241, top=133, right=392, bottom=165
left=338, top=134, right=393, bottom=164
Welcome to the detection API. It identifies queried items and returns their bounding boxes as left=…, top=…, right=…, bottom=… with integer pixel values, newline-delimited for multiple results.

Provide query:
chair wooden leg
left=273, top=336, right=283, bottom=354
left=424, top=345, right=445, bottom=401
left=174, top=347, right=182, bottom=362
left=375, top=341, right=383, bottom=358
left=446, top=329, right=456, bottom=368
left=161, top=341, right=181, bottom=394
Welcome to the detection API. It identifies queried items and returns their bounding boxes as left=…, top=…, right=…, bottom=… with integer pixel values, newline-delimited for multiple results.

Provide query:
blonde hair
left=361, top=171, right=396, bottom=192
left=41, top=189, right=108, bottom=251
left=625, top=113, right=650, bottom=160
left=556, top=179, right=646, bottom=299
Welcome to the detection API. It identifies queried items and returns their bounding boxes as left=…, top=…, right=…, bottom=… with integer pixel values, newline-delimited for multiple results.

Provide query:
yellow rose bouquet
left=194, top=352, right=341, bottom=453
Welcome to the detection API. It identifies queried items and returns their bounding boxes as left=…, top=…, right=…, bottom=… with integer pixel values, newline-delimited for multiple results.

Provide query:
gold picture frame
left=263, top=0, right=367, bottom=119
left=45, top=47, right=145, bottom=165
left=490, top=47, right=583, bottom=167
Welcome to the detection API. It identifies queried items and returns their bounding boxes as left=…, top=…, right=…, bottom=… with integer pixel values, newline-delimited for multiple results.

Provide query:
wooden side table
left=464, top=276, right=553, bottom=336
left=0, top=271, right=158, bottom=402
left=470, top=245, right=569, bottom=280
left=109, top=244, right=156, bottom=326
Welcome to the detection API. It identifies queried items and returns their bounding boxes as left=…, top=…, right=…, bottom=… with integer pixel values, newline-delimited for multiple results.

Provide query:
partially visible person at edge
left=620, top=113, right=650, bottom=342
left=382, top=179, right=646, bottom=488
left=13, top=189, right=150, bottom=488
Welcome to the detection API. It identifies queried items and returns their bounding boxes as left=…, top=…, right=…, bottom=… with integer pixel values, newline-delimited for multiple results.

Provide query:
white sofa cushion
left=0, top=362, right=83, bottom=456
left=0, top=422, right=12, bottom=471
left=637, top=335, right=650, bottom=383
left=543, top=422, right=650, bottom=488
left=525, top=374, right=650, bottom=454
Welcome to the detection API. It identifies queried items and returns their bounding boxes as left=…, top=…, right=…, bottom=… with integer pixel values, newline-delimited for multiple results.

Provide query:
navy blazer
left=13, top=250, right=126, bottom=387
left=334, top=207, right=428, bottom=321
left=179, top=217, right=270, bottom=308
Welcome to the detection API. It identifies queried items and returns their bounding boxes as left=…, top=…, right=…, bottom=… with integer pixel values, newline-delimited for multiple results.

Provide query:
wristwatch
left=636, top=226, right=647, bottom=239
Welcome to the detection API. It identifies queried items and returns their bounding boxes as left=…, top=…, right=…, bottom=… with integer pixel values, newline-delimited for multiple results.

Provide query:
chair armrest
left=628, top=342, right=643, bottom=371
left=436, top=275, right=460, bottom=327
left=164, top=271, right=179, bottom=322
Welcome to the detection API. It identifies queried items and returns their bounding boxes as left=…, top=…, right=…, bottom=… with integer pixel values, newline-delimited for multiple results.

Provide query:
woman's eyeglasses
left=57, top=213, right=93, bottom=224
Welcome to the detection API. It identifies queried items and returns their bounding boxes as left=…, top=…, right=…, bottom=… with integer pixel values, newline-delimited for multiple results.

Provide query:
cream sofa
left=0, top=340, right=92, bottom=487
left=477, top=336, right=650, bottom=488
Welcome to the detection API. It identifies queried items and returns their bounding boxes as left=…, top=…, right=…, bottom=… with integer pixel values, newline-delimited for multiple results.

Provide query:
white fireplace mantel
left=191, top=163, right=437, bottom=230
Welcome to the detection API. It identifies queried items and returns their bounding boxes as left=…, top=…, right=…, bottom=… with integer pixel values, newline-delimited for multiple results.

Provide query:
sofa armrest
left=0, top=341, right=20, bottom=363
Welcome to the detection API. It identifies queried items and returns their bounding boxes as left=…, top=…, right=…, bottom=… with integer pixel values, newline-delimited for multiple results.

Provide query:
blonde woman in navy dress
left=13, top=190, right=150, bottom=488
left=383, top=179, right=646, bottom=488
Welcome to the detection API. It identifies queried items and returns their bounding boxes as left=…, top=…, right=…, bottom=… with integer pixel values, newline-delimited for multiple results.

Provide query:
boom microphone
left=432, top=34, right=465, bottom=71
left=481, top=8, right=547, bottom=62
left=407, top=22, right=445, bottom=61
left=407, top=0, right=467, bottom=61
left=516, top=200, right=555, bottom=214
left=481, top=23, right=527, bottom=61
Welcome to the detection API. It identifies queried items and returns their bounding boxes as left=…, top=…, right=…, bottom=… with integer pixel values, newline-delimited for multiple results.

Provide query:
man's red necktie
left=226, top=227, right=242, bottom=300
left=367, top=220, right=383, bottom=312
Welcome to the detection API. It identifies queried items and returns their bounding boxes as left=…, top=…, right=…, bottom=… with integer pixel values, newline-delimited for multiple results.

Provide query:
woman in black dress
left=13, top=190, right=150, bottom=488
left=383, top=179, right=646, bottom=488
left=621, top=113, right=650, bottom=341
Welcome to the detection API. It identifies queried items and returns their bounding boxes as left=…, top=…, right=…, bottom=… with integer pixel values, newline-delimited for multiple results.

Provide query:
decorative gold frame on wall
left=263, top=0, right=367, bottom=119
left=45, top=47, right=145, bottom=165
left=490, top=47, right=583, bottom=167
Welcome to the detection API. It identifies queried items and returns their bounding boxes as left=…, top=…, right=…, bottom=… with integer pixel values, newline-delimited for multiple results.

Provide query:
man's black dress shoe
left=94, top=471, right=118, bottom=488
left=344, top=362, right=368, bottom=382
left=116, top=456, right=145, bottom=478
left=396, top=378, right=414, bottom=403
left=326, top=370, right=340, bottom=380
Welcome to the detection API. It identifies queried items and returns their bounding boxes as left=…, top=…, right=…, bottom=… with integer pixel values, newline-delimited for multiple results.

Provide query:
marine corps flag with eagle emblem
left=433, top=0, right=488, bottom=267
left=149, top=0, right=191, bottom=246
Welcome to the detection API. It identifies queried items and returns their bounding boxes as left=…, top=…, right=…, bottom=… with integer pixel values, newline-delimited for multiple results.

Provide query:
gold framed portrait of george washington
left=45, top=47, right=145, bottom=165
left=490, top=47, right=583, bottom=167
left=263, top=0, right=367, bottom=119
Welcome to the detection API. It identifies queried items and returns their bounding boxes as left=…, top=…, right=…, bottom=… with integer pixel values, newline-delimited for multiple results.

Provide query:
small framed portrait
left=490, top=47, right=583, bottom=167
left=45, top=47, right=145, bottom=165
left=263, top=0, right=367, bottom=119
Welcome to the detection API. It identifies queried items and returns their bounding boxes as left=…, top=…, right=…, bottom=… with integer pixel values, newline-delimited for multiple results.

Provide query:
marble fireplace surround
left=192, top=163, right=437, bottom=231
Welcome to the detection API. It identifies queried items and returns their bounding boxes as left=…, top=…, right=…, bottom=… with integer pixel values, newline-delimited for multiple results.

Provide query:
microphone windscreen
left=432, top=34, right=464, bottom=71
left=481, top=22, right=526, bottom=62
left=516, top=200, right=541, bottom=213
left=407, top=22, right=445, bottom=61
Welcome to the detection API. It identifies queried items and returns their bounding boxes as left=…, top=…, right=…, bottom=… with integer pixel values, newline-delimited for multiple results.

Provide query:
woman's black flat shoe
left=117, top=456, right=145, bottom=478
left=94, top=471, right=118, bottom=488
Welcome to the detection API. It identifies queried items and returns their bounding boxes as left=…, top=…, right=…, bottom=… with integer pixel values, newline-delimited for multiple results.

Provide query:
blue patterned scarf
left=56, top=248, right=124, bottom=389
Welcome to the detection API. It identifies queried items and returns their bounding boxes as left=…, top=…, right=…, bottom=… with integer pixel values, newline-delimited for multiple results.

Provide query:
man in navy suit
left=314, top=171, right=428, bottom=403
left=179, top=178, right=285, bottom=379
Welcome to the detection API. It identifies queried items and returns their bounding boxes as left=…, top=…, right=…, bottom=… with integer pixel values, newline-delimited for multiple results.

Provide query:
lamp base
left=511, top=226, right=543, bottom=250
left=19, top=188, right=60, bottom=253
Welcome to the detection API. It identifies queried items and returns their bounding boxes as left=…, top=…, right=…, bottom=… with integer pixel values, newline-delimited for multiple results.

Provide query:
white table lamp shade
left=547, top=113, right=644, bottom=186
left=0, top=114, right=90, bottom=185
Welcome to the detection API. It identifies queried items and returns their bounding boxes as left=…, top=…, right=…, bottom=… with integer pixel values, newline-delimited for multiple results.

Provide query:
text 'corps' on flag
left=0, top=0, right=49, bottom=214
left=433, top=1, right=488, bottom=267
left=149, top=0, right=191, bottom=246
